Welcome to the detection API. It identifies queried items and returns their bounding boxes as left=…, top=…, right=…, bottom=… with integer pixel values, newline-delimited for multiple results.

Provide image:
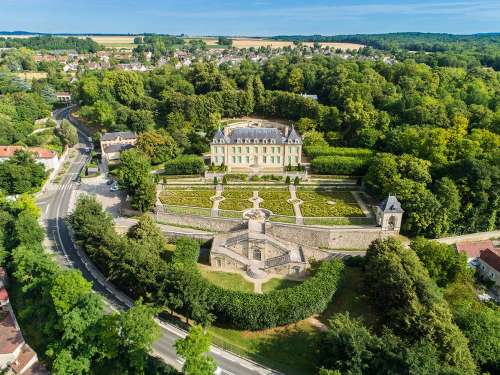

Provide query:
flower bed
left=297, top=190, right=364, bottom=217
left=159, top=189, right=215, bottom=208
left=219, top=189, right=254, bottom=211
left=259, top=190, right=295, bottom=216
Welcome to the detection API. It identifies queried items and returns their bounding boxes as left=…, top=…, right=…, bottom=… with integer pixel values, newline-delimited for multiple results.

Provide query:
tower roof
left=287, top=126, right=302, bottom=143
left=378, top=195, right=404, bottom=213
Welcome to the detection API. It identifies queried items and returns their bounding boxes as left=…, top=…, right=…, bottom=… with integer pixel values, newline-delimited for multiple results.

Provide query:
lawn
left=219, top=189, right=254, bottom=211
left=199, top=268, right=254, bottom=293
left=259, top=190, right=295, bottom=216
left=298, top=190, right=365, bottom=217
left=262, top=278, right=302, bottom=293
left=205, top=265, right=378, bottom=375
left=159, top=189, right=215, bottom=208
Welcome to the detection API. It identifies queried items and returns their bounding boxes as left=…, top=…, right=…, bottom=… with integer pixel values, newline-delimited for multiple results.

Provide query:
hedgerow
left=207, top=260, right=344, bottom=330
left=311, top=155, right=372, bottom=175
left=304, top=146, right=374, bottom=158
left=164, top=155, right=205, bottom=175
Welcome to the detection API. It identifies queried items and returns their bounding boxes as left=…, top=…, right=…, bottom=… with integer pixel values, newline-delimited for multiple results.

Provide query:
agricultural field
left=219, top=189, right=254, bottom=211
left=229, top=38, right=364, bottom=50
left=87, top=35, right=136, bottom=49
left=159, top=189, right=215, bottom=208
left=258, top=190, right=295, bottom=216
left=297, top=190, right=365, bottom=217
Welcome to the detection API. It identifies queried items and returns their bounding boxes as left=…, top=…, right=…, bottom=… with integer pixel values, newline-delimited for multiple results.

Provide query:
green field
left=199, top=268, right=254, bottom=293
left=298, top=190, right=364, bottom=217
left=159, top=189, right=215, bottom=208
left=259, top=190, right=295, bottom=216
left=219, top=189, right=254, bottom=211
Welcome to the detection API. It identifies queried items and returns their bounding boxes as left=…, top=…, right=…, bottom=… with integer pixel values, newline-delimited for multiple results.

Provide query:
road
left=37, top=107, right=281, bottom=375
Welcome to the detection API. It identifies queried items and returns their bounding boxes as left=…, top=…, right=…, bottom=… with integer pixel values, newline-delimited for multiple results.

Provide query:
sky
left=1, top=0, right=500, bottom=35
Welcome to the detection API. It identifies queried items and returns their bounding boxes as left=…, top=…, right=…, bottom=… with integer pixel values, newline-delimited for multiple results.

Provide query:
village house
left=100, top=131, right=137, bottom=163
left=0, top=268, right=48, bottom=375
left=0, top=146, right=60, bottom=171
left=456, top=240, right=496, bottom=264
left=210, top=121, right=302, bottom=172
left=55, top=91, right=71, bottom=103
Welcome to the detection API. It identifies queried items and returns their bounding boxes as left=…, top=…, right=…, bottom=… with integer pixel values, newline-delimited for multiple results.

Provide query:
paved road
left=37, top=108, right=280, bottom=375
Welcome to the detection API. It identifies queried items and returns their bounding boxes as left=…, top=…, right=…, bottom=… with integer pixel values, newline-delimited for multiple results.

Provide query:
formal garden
left=157, top=183, right=374, bottom=226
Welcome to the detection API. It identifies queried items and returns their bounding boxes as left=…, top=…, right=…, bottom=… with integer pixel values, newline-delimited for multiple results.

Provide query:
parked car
left=106, top=179, right=115, bottom=185
left=110, top=183, right=120, bottom=192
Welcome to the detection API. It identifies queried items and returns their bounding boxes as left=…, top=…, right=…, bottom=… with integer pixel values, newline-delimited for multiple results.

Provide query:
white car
left=110, top=183, right=120, bottom=192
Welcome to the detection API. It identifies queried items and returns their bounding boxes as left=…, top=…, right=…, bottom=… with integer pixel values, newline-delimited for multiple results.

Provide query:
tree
left=411, top=237, right=467, bottom=287
left=288, top=68, right=305, bottom=94
left=59, top=119, right=79, bottom=147
left=136, top=129, right=179, bottom=165
left=175, top=325, right=217, bottom=375
left=129, top=109, right=155, bottom=132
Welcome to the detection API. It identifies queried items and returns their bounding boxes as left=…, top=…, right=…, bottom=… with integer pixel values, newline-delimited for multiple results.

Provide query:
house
left=478, top=248, right=500, bottom=294
left=210, top=121, right=302, bottom=172
left=300, top=93, right=318, bottom=100
left=456, top=240, right=495, bottom=264
left=0, top=146, right=60, bottom=171
left=0, top=268, right=48, bottom=375
left=100, top=131, right=137, bottom=163
left=55, top=92, right=71, bottom=103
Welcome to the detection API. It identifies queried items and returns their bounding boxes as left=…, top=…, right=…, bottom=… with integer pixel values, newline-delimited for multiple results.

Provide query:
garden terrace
left=219, top=189, right=254, bottom=211
left=159, top=188, right=215, bottom=208
left=297, top=190, right=365, bottom=217
left=258, top=190, right=295, bottom=216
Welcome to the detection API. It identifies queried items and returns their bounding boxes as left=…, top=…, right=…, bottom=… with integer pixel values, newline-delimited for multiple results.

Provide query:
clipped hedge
left=207, top=260, right=344, bottom=330
left=164, top=155, right=205, bottom=175
left=311, top=155, right=372, bottom=175
left=305, top=146, right=374, bottom=158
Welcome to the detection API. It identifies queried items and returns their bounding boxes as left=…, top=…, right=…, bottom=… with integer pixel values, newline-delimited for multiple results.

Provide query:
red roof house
left=456, top=240, right=495, bottom=259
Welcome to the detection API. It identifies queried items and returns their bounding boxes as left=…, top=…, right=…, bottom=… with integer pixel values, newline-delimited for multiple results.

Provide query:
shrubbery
left=208, top=260, right=344, bottom=330
left=164, top=155, right=205, bottom=175
left=304, top=146, right=374, bottom=158
left=311, top=155, right=371, bottom=175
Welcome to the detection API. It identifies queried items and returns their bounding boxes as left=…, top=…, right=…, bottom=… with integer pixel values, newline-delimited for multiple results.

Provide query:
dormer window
left=271, top=139, right=276, bottom=144
left=219, top=139, right=225, bottom=144
left=237, top=138, right=242, bottom=143
left=263, top=139, right=268, bottom=144
left=288, top=139, right=293, bottom=144
left=254, top=138, right=259, bottom=144
left=245, top=138, right=250, bottom=143
left=295, top=140, right=300, bottom=144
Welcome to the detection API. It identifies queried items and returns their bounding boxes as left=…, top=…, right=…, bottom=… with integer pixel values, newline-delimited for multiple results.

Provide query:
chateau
left=210, top=121, right=302, bottom=172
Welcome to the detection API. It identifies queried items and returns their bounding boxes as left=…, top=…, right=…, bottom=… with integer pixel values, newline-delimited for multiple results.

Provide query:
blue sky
left=1, top=0, right=500, bottom=35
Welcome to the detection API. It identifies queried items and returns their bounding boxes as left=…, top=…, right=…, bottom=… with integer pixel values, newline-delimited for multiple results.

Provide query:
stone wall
left=155, top=212, right=247, bottom=233
left=266, top=222, right=396, bottom=249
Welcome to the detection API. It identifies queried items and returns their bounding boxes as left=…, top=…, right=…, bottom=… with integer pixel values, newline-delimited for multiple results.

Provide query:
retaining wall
left=155, top=212, right=247, bottom=233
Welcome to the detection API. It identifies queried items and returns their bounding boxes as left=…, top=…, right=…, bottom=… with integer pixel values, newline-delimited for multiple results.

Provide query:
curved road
left=37, top=107, right=281, bottom=375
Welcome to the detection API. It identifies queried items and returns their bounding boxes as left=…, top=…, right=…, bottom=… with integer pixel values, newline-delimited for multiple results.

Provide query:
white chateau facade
left=210, top=122, right=302, bottom=172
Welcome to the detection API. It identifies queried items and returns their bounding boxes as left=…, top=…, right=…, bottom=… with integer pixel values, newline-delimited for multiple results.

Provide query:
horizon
left=2, top=0, right=500, bottom=35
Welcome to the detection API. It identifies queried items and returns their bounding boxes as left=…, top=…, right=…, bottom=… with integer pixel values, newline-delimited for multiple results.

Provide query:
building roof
left=456, top=240, right=495, bottom=259
left=0, top=146, right=57, bottom=159
left=101, top=131, right=137, bottom=142
left=10, top=344, right=37, bottom=374
left=0, top=312, right=24, bottom=354
left=287, top=126, right=302, bottom=143
left=229, top=127, right=284, bottom=144
left=103, top=143, right=134, bottom=154
left=378, top=195, right=404, bottom=213
left=0, top=287, right=8, bottom=304
left=479, top=249, right=500, bottom=273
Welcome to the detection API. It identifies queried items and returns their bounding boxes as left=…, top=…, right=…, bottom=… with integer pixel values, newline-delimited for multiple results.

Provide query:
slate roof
left=287, top=127, right=302, bottom=143
left=378, top=195, right=404, bottom=213
left=480, top=249, right=500, bottom=273
left=103, top=144, right=134, bottom=154
left=229, top=127, right=284, bottom=144
left=101, top=131, right=137, bottom=142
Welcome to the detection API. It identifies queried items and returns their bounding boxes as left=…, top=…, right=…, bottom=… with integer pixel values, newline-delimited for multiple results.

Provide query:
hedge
left=164, top=155, right=205, bottom=175
left=207, top=260, right=344, bottom=330
left=311, top=155, right=372, bottom=175
left=304, top=146, right=374, bottom=159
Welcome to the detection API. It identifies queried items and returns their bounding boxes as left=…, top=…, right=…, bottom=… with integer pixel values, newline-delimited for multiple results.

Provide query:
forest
left=0, top=35, right=103, bottom=53
left=72, top=52, right=499, bottom=238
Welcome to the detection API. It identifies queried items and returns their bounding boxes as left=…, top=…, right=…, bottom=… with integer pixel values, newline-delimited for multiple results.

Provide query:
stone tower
left=376, top=195, right=404, bottom=232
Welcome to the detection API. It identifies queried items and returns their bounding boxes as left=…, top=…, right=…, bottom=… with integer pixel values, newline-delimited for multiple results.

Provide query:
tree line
left=0, top=194, right=178, bottom=375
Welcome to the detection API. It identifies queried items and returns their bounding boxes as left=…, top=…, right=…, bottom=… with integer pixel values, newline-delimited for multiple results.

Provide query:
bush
left=207, top=260, right=344, bottom=330
left=304, top=146, right=374, bottom=158
left=311, top=156, right=372, bottom=175
left=164, top=155, right=205, bottom=175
